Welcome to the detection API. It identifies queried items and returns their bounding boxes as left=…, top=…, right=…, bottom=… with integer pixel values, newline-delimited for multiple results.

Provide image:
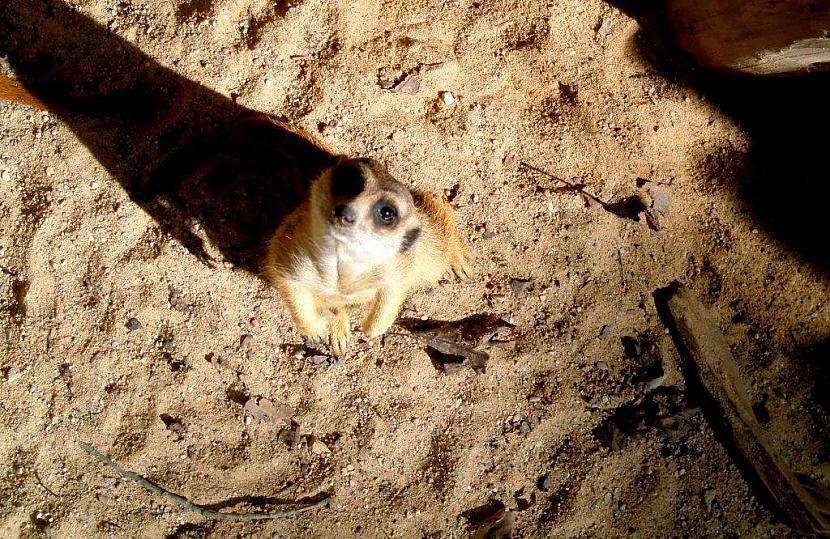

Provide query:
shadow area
left=604, top=1, right=830, bottom=275
left=0, top=0, right=334, bottom=272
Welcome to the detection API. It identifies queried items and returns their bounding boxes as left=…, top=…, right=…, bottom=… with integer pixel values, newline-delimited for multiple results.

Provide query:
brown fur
left=264, top=159, right=471, bottom=356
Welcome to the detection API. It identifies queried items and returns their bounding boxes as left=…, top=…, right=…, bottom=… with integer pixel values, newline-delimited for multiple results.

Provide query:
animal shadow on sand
left=0, top=0, right=334, bottom=272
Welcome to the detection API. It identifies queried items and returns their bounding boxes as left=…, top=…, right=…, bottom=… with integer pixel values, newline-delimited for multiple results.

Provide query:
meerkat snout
left=332, top=204, right=356, bottom=226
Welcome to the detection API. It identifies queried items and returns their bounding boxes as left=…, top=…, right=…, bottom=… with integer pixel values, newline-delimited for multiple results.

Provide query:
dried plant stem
left=79, top=442, right=331, bottom=521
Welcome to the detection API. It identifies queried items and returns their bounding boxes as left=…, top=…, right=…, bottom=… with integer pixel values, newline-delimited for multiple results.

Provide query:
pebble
left=239, top=334, right=253, bottom=348
left=519, top=420, right=531, bottom=434
left=703, top=488, right=716, bottom=512
left=309, top=355, right=329, bottom=366
left=310, top=438, right=331, bottom=455
left=125, top=318, right=141, bottom=331
left=528, top=395, right=541, bottom=403
left=510, top=278, right=533, bottom=297
left=1, top=170, right=10, bottom=182
left=537, top=473, right=552, bottom=491
left=5, top=365, right=20, bottom=382
left=599, top=325, right=613, bottom=339
left=441, top=91, right=455, bottom=106
left=265, top=78, right=274, bottom=87
left=90, top=180, right=100, bottom=190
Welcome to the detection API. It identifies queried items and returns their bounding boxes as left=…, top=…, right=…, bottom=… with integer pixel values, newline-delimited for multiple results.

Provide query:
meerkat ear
left=330, top=154, right=349, bottom=167
left=329, top=157, right=366, bottom=198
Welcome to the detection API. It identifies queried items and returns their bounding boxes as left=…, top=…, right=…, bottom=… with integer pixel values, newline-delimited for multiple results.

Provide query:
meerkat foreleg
left=329, top=308, right=352, bottom=357
left=278, top=285, right=329, bottom=344
left=363, top=287, right=407, bottom=339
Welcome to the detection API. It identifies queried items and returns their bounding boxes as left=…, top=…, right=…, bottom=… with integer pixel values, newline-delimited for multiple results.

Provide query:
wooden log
left=655, top=283, right=830, bottom=534
left=666, top=0, right=830, bottom=75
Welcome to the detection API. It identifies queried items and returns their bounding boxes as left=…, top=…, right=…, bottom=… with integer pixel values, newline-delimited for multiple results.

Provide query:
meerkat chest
left=313, top=233, right=399, bottom=303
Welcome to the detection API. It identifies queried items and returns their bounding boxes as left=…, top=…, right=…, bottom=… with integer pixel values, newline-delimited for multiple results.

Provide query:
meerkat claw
left=451, top=255, right=473, bottom=281
left=329, top=323, right=352, bottom=357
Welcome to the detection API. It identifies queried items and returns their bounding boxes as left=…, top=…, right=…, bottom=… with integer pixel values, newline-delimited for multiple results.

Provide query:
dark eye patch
left=399, top=227, right=421, bottom=253
left=373, top=200, right=399, bottom=227
left=330, top=164, right=365, bottom=199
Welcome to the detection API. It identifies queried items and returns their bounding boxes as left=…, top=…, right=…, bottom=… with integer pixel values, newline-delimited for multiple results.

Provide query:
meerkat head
left=311, top=156, right=422, bottom=256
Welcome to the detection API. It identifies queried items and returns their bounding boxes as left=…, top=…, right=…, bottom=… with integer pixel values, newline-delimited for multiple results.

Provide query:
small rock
left=90, top=180, right=100, bottom=190
left=599, top=325, right=613, bottom=339
left=645, top=374, right=666, bottom=390
left=440, top=91, right=455, bottom=106
left=537, top=473, right=552, bottom=491
left=309, top=355, right=329, bottom=366
left=510, top=278, right=533, bottom=297
left=310, top=436, right=331, bottom=455
left=702, top=488, right=716, bottom=512
left=264, top=78, right=274, bottom=87
left=392, top=75, right=420, bottom=94
left=1, top=170, right=11, bottom=182
left=595, top=360, right=609, bottom=370
left=519, top=420, right=532, bottom=434
left=528, top=395, right=541, bottom=403
left=595, top=15, right=613, bottom=39
left=125, top=318, right=141, bottom=331
left=239, top=334, right=253, bottom=348
left=4, top=365, right=20, bottom=382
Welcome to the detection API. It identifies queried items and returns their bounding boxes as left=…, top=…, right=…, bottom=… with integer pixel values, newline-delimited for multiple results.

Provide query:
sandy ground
left=1, top=0, right=829, bottom=537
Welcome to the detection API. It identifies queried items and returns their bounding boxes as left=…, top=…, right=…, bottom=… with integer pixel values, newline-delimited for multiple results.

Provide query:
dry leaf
left=244, top=397, right=293, bottom=425
left=461, top=499, right=515, bottom=539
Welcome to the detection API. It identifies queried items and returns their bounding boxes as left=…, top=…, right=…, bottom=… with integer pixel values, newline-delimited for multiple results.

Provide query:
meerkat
left=264, top=156, right=471, bottom=356
left=0, top=73, right=472, bottom=355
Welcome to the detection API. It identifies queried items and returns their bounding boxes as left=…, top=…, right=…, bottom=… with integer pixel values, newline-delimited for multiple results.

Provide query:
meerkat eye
left=373, top=202, right=399, bottom=226
left=380, top=206, right=396, bottom=222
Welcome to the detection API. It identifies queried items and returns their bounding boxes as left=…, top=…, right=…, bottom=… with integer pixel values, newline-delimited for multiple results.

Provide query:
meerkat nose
left=333, top=204, right=356, bottom=226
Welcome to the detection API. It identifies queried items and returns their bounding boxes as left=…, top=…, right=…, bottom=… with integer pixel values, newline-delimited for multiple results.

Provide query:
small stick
left=616, top=248, right=626, bottom=291
left=79, top=442, right=331, bottom=521
left=519, top=161, right=607, bottom=207
left=33, top=468, right=59, bottom=498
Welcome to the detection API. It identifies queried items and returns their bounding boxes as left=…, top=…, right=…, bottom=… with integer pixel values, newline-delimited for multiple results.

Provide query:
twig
left=33, top=468, right=59, bottom=497
left=616, top=248, right=626, bottom=291
left=519, top=161, right=607, bottom=207
left=79, top=442, right=331, bottom=521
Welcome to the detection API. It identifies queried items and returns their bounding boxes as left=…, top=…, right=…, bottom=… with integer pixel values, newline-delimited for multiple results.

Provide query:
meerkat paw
left=450, top=251, right=473, bottom=281
left=298, top=319, right=329, bottom=347
left=329, top=311, right=352, bottom=357
left=362, top=321, right=392, bottom=340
